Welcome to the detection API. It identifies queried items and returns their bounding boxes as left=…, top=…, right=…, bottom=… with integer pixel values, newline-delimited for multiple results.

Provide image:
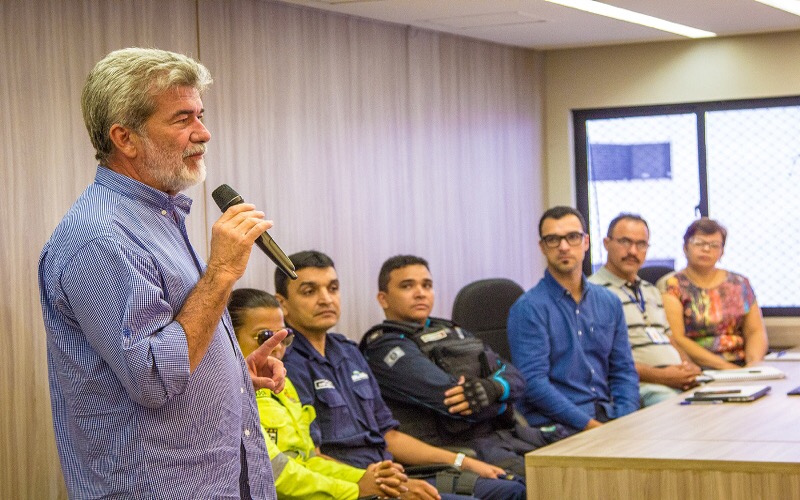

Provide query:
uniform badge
left=420, top=329, right=448, bottom=343
left=351, top=370, right=370, bottom=382
left=314, top=379, right=335, bottom=390
left=383, top=346, right=405, bottom=367
left=265, top=428, right=278, bottom=444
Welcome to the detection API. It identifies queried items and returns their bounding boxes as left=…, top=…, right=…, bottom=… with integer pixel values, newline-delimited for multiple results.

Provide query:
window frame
left=573, top=95, right=800, bottom=317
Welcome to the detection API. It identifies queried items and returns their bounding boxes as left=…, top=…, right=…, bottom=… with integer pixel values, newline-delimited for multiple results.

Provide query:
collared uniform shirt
left=283, top=331, right=398, bottom=469
left=39, top=167, right=274, bottom=499
left=360, top=318, right=524, bottom=445
left=507, top=271, right=640, bottom=431
left=589, top=266, right=682, bottom=367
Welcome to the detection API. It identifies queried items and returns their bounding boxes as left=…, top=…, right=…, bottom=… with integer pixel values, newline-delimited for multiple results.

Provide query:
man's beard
left=140, top=135, right=207, bottom=194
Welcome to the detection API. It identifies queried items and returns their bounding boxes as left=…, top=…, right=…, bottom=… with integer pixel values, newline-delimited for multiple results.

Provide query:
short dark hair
left=538, top=206, right=587, bottom=237
left=274, top=250, right=335, bottom=297
left=378, top=255, right=430, bottom=292
left=228, top=288, right=280, bottom=331
left=683, top=217, right=727, bottom=247
left=607, top=213, right=649, bottom=238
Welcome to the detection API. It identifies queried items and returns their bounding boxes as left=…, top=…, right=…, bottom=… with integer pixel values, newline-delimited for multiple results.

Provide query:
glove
left=462, top=377, right=503, bottom=413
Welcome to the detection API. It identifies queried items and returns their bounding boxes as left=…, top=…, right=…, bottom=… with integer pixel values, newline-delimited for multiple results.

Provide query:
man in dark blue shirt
left=507, top=206, right=639, bottom=434
left=279, top=250, right=526, bottom=500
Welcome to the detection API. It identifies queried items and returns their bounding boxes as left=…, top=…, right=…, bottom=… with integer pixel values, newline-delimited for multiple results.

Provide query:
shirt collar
left=543, top=269, right=590, bottom=301
left=595, top=265, right=640, bottom=289
left=95, top=166, right=193, bottom=221
left=287, top=325, right=331, bottom=365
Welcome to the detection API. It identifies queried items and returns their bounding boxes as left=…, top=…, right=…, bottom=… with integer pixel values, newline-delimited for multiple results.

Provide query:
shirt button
left=244, top=429, right=251, bottom=437
left=578, top=331, right=582, bottom=336
left=591, top=387, right=596, bottom=392
left=241, top=387, right=245, bottom=394
left=576, top=309, right=580, bottom=314
left=161, top=209, right=168, bottom=216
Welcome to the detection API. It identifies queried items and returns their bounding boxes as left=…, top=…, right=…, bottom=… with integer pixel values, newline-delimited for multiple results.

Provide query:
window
left=574, top=96, right=800, bottom=315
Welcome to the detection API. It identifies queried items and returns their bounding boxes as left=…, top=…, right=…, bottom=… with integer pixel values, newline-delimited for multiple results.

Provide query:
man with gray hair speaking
left=39, top=48, right=284, bottom=499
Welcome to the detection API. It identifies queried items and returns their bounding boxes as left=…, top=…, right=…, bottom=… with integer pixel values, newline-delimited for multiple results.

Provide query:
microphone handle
left=254, top=232, right=298, bottom=279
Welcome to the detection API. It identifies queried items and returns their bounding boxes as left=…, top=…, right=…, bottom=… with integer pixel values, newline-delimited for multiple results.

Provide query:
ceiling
left=274, top=0, right=800, bottom=49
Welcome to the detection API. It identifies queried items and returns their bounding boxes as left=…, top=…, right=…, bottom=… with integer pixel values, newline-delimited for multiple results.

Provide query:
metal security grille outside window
left=574, top=96, right=800, bottom=316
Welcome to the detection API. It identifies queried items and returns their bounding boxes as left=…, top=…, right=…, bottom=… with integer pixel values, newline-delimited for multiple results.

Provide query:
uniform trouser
left=472, top=476, right=527, bottom=500
left=470, top=423, right=563, bottom=478
left=425, top=476, right=526, bottom=500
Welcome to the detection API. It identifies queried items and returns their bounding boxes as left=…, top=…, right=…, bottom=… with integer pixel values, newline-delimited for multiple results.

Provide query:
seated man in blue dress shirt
left=279, top=250, right=527, bottom=500
left=38, top=48, right=284, bottom=499
left=507, top=206, right=640, bottom=435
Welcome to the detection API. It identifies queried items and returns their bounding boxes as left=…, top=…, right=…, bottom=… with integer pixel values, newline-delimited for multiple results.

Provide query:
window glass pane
left=705, top=106, right=800, bottom=308
left=586, top=114, right=700, bottom=273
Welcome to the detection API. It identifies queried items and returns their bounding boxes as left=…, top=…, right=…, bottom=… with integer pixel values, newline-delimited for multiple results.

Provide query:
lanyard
left=621, top=282, right=646, bottom=315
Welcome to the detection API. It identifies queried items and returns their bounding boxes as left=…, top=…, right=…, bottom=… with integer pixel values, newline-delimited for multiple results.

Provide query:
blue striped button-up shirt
left=39, top=167, right=275, bottom=499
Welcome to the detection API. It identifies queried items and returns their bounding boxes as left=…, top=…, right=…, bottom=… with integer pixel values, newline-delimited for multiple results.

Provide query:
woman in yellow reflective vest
left=229, top=288, right=408, bottom=500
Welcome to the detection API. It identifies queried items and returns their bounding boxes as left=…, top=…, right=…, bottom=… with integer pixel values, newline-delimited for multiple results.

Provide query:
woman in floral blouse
left=662, top=218, right=768, bottom=369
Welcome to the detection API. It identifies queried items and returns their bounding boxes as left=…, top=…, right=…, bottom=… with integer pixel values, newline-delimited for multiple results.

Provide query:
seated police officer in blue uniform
left=279, top=250, right=526, bottom=500
left=360, top=255, right=561, bottom=479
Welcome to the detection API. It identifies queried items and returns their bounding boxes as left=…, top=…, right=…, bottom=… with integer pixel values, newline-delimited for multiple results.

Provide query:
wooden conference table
left=524, top=355, right=800, bottom=499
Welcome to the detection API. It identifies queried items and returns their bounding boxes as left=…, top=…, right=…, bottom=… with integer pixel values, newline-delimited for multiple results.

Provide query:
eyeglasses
left=689, top=239, right=723, bottom=251
left=541, top=231, right=585, bottom=248
left=612, top=237, right=650, bottom=251
left=255, top=327, right=295, bottom=347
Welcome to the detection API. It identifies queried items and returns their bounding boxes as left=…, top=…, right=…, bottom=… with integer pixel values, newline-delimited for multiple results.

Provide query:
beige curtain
left=0, top=0, right=543, bottom=497
left=200, top=0, right=544, bottom=334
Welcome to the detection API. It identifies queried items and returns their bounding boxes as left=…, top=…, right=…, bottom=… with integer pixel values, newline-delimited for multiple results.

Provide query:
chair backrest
left=451, top=278, right=524, bottom=361
left=637, top=265, right=675, bottom=286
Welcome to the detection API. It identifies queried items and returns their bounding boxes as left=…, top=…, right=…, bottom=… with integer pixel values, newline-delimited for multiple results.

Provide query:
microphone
left=211, top=184, right=298, bottom=280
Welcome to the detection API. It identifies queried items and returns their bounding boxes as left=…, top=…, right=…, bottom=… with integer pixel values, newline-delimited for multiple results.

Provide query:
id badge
left=644, top=326, right=670, bottom=345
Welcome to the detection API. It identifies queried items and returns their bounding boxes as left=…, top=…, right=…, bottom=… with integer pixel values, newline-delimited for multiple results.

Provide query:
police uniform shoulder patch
left=383, top=346, right=405, bottom=367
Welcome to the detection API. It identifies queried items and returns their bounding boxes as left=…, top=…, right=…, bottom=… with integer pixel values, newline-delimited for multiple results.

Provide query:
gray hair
left=81, top=47, right=212, bottom=165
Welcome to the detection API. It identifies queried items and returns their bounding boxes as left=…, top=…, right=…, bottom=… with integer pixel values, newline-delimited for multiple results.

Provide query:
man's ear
left=376, top=291, right=389, bottom=310
left=108, top=124, right=139, bottom=159
left=275, top=293, right=289, bottom=318
left=602, top=237, right=611, bottom=252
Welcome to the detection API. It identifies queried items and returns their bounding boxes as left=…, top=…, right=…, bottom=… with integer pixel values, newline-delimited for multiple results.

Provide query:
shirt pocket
left=588, top=321, right=615, bottom=359
left=351, top=381, right=380, bottom=430
left=314, top=387, right=357, bottom=441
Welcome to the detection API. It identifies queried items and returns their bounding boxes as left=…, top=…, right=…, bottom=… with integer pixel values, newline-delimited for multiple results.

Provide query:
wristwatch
left=453, top=452, right=466, bottom=470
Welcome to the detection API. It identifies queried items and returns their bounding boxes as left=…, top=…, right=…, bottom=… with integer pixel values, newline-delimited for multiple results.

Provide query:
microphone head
left=212, top=184, right=243, bottom=212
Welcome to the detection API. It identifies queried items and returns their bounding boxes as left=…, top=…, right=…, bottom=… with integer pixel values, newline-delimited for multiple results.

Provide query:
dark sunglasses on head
left=255, top=327, right=294, bottom=347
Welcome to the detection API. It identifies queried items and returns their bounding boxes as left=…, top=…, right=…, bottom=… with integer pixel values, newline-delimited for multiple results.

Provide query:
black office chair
left=451, top=278, right=524, bottom=362
left=637, top=265, right=674, bottom=286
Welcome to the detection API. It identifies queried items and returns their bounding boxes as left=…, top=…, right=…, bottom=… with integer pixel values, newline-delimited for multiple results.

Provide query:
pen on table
left=680, top=400, right=723, bottom=405
left=777, top=351, right=786, bottom=358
